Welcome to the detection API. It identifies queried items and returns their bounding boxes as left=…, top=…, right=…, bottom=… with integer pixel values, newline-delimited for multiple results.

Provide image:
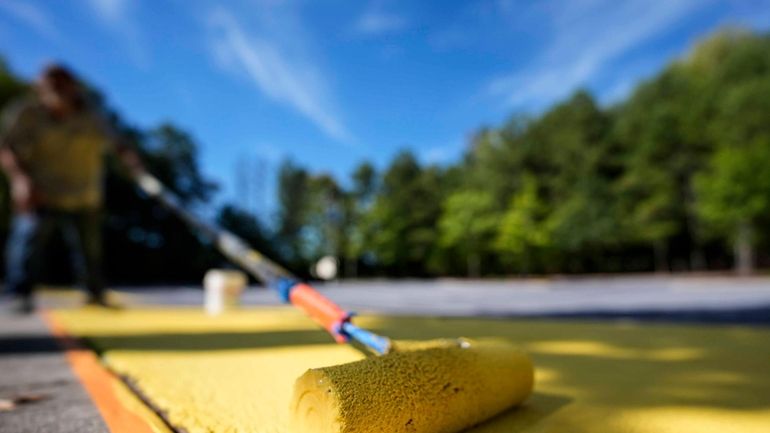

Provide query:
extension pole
left=133, top=171, right=391, bottom=355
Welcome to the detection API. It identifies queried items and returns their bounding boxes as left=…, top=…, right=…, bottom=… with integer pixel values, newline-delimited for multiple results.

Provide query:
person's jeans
left=5, top=209, right=104, bottom=300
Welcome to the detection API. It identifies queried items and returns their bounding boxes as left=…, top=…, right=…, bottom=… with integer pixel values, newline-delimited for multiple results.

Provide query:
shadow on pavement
left=469, top=392, right=572, bottom=433
left=0, top=335, right=60, bottom=355
left=0, top=329, right=337, bottom=355
left=511, top=304, right=770, bottom=326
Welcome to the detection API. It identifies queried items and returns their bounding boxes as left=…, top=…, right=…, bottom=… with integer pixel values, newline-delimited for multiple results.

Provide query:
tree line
left=0, top=28, right=768, bottom=284
left=275, top=29, right=770, bottom=277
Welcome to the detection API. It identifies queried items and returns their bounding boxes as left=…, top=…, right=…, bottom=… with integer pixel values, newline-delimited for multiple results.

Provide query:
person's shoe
left=3, top=296, right=34, bottom=315
left=85, top=296, right=123, bottom=310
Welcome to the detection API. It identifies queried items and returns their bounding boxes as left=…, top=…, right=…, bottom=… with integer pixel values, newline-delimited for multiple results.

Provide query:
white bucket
left=203, top=269, right=247, bottom=315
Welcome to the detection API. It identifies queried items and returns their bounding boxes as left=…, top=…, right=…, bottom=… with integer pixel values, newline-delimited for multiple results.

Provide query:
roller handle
left=274, top=278, right=391, bottom=354
left=134, top=171, right=392, bottom=354
left=289, top=283, right=351, bottom=343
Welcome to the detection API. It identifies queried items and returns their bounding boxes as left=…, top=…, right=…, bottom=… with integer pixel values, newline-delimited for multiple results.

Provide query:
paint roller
left=133, top=171, right=534, bottom=433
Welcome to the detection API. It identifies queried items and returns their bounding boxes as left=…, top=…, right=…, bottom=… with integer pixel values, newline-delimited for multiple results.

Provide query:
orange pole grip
left=288, top=283, right=350, bottom=342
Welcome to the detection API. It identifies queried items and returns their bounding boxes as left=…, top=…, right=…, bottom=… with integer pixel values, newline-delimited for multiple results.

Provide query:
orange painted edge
left=40, top=310, right=159, bottom=433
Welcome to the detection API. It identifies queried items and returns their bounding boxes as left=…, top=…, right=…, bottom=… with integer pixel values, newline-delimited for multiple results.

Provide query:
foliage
left=275, top=160, right=310, bottom=268
left=101, top=123, right=221, bottom=283
left=274, top=29, right=770, bottom=276
left=495, top=175, right=549, bottom=270
left=217, top=204, right=280, bottom=275
left=364, top=152, right=445, bottom=275
left=2, top=27, right=769, bottom=282
left=439, top=191, right=497, bottom=254
left=694, top=77, right=770, bottom=237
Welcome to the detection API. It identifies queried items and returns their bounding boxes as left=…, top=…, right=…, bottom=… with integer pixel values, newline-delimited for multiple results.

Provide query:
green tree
left=613, top=67, right=696, bottom=271
left=343, top=162, right=378, bottom=277
left=495, top=175, right=549, bottom=273
left=276, top=160, right=310, bottom=268
left=463, top=126, right=525, bottom=204
left=366, top=151, right=444, bottom=275
left=438, top=190, right=499, bottom=276
left=217, top=204, right=280, bottom=276
left=528, top=92, right=620, bottom=269
left=0, top=60, right=26, bottom=108
left=694, top=77, right=770, bottom=273
left=304, top=173, right=345, bottom=262
left=103, top=122, right=221, bottom=283
left=142, top=124, right=218, bottom=203
left=351, top=162, right=377, bottom=202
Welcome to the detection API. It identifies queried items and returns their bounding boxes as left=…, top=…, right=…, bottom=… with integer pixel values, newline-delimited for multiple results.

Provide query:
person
left=0, top=64, right=141, bottom=313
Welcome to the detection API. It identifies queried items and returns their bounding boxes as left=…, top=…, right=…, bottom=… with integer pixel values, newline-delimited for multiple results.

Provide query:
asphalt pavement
left=125, top=274, right=770, bottom=324
left=0, top=313, right=107, bottom=433
left=1, top=273, right=769, bottom=432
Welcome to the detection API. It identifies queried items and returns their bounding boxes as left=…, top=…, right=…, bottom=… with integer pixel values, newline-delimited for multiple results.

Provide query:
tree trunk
left=467, top=252, right=481, bottom=278
left=690, top=248, right=706, bottom=271
left=653, top=240, right=669, bottom=273
left=683, top=188, right=704, bottom=271
left=345, top=257, right=357, bottom=279
left=734, top=220, right=754, bottom=275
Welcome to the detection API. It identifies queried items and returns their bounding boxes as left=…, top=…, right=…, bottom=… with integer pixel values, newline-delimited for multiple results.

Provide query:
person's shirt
left=0, top=96, right=116, bottom=211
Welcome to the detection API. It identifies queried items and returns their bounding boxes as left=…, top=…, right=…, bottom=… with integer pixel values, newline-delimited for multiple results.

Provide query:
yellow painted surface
left=53, top=308, right=770, bottom=433
left=292, top=339, right=533, bottom=433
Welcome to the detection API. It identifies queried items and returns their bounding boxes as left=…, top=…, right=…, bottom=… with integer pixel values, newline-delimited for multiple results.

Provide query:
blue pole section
left=272, top=277, right=298, bottom=303
left=341, top=322, right=392, bottom=355
left=272, top=277, right=392, bottom=354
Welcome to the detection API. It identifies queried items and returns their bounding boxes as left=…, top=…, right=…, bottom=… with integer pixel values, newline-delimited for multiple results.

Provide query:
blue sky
left=1, top=0, right=769, bottom=218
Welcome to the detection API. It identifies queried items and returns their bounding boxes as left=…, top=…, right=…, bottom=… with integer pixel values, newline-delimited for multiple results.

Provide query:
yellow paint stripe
left=40, top=311, right=170, bottom=433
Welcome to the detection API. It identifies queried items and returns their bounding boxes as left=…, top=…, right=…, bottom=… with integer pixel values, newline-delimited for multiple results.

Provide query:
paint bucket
left=203, top=269, right=247, bottom=315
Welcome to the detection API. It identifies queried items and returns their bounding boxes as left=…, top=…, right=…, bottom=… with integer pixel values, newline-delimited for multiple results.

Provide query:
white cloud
left=0, top=0, right=58, bottom=40
left=83, top=0, right=147, bottom=67
left=208, top=8, right=351, bottom=142
left=85, top=0, right=128, bottom=23
left=487, top=0, right=708, bottom=109
left=354, top=10, right=407, bottom=36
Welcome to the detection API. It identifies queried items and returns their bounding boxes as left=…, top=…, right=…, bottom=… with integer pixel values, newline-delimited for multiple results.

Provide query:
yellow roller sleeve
left=290, top=339, right=534, bottom=433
